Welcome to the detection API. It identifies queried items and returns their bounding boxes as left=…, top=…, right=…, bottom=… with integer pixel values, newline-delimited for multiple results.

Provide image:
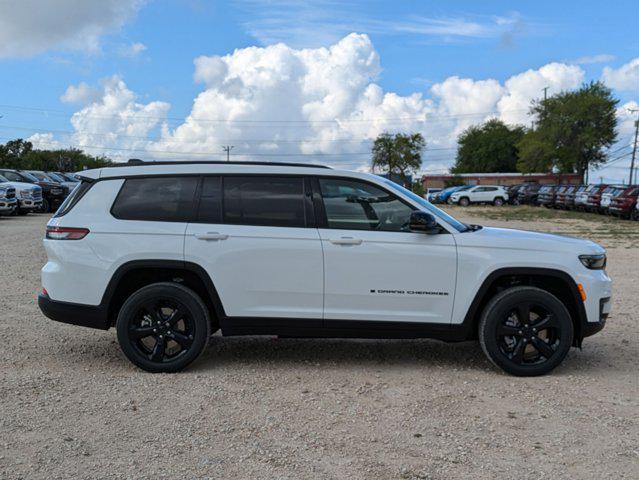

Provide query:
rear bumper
left=38, top=293, right=110, bottom=330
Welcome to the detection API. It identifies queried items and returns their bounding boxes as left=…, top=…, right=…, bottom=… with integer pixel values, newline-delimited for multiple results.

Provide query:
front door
left=316, top=177, right=457, bottom=324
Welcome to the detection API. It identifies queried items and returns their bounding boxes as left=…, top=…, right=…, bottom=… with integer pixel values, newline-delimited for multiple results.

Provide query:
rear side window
left=222, top=176, right=306, bottom=227
left=197, top=176, right=222, bottom=223
left=112, top=177, right=198, bottom=222
left=54, top=181, right=92, bottom=218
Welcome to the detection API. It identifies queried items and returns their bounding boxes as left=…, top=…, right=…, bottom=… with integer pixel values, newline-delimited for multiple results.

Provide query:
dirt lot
left=1, top=208, right=638, bottom=479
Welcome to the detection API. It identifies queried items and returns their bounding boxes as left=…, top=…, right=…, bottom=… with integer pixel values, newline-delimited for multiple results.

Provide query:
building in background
left=421, top=172, right=581, bottom=189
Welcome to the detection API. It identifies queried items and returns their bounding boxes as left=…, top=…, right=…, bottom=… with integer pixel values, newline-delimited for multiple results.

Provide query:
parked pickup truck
left=0, top=184, right=17, bottom=215
left=0, top=173, right=42, bottom=215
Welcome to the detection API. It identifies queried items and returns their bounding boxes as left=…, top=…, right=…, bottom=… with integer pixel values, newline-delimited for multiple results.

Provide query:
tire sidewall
left=459, top=197, right=470, bottom=207
left=479, top=287, right=574, bottom=376
left=116, top=282, right=211, bottom=373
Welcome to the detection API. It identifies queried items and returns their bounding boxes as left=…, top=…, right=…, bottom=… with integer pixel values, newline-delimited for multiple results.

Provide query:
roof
left=422, top=172, right=580, bottom=178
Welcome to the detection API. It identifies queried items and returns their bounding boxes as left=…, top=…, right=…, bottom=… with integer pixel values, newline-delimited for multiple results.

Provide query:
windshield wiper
left=462, top=223, right=483, bottom=232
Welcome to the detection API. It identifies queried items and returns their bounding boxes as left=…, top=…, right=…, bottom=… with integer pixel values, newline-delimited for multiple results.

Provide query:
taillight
left=46, top=226, right=90, bottom=240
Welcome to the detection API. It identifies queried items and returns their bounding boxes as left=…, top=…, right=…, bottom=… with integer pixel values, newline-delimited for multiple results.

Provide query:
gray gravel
left=1, top=213, right=637, bottom=479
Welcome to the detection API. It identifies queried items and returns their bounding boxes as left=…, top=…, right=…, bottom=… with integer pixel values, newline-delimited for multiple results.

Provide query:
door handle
left=329, top=237, right=362, bottom=245
left=195, top=232, right=228, bottom=241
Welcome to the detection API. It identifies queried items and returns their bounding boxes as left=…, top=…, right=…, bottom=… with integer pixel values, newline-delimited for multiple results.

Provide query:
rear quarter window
left=111, top=177, right=198, bottom=222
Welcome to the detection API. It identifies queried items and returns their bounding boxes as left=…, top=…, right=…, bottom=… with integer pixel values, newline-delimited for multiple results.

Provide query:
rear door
left=184, top=175, right=323, bottom=319
left=315, top=177, right=457, bottom=324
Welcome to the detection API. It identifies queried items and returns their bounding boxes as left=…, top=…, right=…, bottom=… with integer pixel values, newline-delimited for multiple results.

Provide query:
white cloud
left=119, top=42, right=147, bottom=58
left=237, top=1, right=532, bottom=48
left=61, top=82, right=101, bottom=105
left=570, top=53, right=615, bottom=65
left=602, top=58, right=639, bottom=92
left=497, top=62, right=585, bottom=125
left=27, top=133, right=65, bottom=150
left=0, top=0, right=144, bottom=58
left=43, top=33, right=635, bottom=175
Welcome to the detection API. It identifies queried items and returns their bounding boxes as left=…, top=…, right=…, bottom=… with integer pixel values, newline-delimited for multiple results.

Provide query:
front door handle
left=195, top=232, right=228, bottom=241
left=329, top=237, right=362, bottom=245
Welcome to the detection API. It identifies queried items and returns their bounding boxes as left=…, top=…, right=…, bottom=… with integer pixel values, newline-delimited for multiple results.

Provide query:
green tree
left=0, top=138, right=34, bottom=168
left=371, top=132, right=425, bottom=185
left=0, top=139, right=113, bottom=171
left=517, top=81, right=618, bottom=181
left=451, top=119, right=525, bottom=174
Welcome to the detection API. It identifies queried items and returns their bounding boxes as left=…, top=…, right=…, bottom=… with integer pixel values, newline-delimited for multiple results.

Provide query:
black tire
left=458, top=197, right=470, bottom=207
left=116, top=282, right=211, bottom=373
left=478, top=286, right=573, bottom=376
left=493, top=197, right=504, bottom=206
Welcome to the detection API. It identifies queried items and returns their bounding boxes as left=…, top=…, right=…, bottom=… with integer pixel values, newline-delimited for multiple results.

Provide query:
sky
left=1, top=0, right=638, bottom=182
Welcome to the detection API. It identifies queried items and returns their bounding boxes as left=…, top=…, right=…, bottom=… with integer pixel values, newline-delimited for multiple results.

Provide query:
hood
left=0, top=180, right=40, bottom=191
left=456, top=226, right=604, bottom=255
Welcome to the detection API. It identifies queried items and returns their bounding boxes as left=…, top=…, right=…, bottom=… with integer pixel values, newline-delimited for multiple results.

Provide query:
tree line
left=0, top=139, right=113, bottom=172
left=373, top=81, right=619, bottom=184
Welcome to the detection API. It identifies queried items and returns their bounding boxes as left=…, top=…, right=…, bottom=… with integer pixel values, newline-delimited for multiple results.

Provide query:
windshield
left=20, top=172, right=39, bottom=182
left=27, top=171, right=50, bottom=181
left=382, top=179, right=469, bottom=232
left=0, top=174, right=8, bottom=182
left=46, top=172, right=65, bottom=182
left=61, top=173, right=79, bottom=182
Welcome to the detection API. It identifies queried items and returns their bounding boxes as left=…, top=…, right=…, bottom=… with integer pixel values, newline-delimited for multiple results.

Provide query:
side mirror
left=409, top=211, right=441, bottom=234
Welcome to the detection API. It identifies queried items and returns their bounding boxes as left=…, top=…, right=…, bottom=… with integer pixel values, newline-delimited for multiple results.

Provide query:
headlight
left=579, top=254, right=606, bottom=270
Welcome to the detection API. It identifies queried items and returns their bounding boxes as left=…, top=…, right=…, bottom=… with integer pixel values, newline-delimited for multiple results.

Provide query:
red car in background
left=609, top=185, right=639, bottom=219
left=584, top=184, right=611, bottom=212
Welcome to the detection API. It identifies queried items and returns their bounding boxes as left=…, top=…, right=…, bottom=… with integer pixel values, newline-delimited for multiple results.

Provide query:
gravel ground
left=1, top=210, right=638, bottom=479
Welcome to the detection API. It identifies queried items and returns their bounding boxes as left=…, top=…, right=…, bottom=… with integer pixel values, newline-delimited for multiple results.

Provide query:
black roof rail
left=116, top=159, right=331, bottom=169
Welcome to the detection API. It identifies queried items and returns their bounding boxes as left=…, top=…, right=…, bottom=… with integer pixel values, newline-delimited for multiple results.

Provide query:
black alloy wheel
left=479, top=286, right=573, bottom=376
left=117, top=283, right=211, bottom=372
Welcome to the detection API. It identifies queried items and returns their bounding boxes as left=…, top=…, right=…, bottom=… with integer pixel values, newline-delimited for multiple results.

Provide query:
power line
left=0, top=102, right=529, bottom=125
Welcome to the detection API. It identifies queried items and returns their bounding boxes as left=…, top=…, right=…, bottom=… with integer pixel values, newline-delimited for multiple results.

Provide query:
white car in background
left=0, top=173, right=43, bottom=215
left=449, top=185, right=509, bottom=206
left=600, top=186, right=623, bottom=213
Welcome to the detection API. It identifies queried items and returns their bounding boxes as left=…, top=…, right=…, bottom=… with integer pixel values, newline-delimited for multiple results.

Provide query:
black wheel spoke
left=516, top=304, right=530, bottom=324
left=510, top=338, right=525, bottom=364
left=142, top=301, right=161, bottom=322
left=129, top=326, right=155, bottom=339
left=533, top=314, right=556, bottom=330
left=531, top=337, right=555, bottom=358
left=497, top=324, right=521, bottom=337
left=150, top=337, right=166, bottom=362
left=166, top=308, right=184, bottom=327
left=170, top=331, right=193, bottom=348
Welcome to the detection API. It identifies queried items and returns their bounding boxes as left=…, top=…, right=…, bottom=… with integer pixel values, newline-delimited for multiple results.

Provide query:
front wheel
left=493, top=197, right=504, bottom=206
left=38, top=198, right=50, bottom=213
left=458, top=197, right=470, bottom=207
left=478, top=286, right=573, bottom=376
left=116, top=282, right=211, bottom=372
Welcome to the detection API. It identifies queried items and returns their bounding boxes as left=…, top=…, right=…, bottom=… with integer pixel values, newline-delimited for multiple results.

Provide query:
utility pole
left=542, top=86, right=549, bottom=101
left=222, top=145, right=234, bottom=162
left=628, top=109, right=639, bottom=185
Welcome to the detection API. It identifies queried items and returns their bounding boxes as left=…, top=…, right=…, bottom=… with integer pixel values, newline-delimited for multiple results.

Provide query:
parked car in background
left=516, top=183, right=541, bottom=205
left=537, top=185, right=558, bottom=207
left=425, top=188, right=442, bottom=202
left=449, top=185, right=508, bottom=206
left=0, top=184, right=17, bottom=216
left=584, top=184, right=611, bottom=212
left=432, top=185, right=468, bottom=204
left=506, top=184, right=524, bottom=204
left=633, top=199, right=639, bottom=221
left=600, top=186, right=625, bottom=214
left=576, top=185, right=599, bottom=210
left=553, top=185, right=570, bottom=209
left=45, top=171, right=79, bottom=192
left=0, top=173, right=43, bottom=215
left=565, top=185, right=585, bottom=209
left=0, top=169, right=65, bottom=213
left=608, top=185, right=639, bottom=219
left=556, top=185, right=578, bottom=209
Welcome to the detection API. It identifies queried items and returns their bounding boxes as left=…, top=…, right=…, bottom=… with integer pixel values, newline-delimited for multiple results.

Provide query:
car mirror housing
left=409, top=211, right=440, bottom=234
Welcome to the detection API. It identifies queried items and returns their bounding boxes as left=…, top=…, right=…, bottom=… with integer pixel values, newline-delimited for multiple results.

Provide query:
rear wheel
left=39, top=198, right=50, bottom=213
left=478, top=286, right=573, bottom=376
left=458, top=197, right=470, bottom=207
left=116, top=282, right=211, bottom=372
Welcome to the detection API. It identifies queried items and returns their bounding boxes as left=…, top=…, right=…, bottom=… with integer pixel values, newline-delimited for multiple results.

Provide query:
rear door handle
left=195, top=232, right=228, bottom=241
left=329, top=237, right=362, bottom=245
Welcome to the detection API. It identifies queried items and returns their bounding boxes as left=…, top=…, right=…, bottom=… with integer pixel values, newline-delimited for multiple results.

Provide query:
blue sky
left=1, top=0, right=638, bottom=180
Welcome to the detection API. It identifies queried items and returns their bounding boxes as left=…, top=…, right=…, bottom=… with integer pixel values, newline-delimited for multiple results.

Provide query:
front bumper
left=583, top=297, right=610, bottom=338
left=0, top=198, right=17, bottom=214
left=38, top=293, right=110, bottom=330
left=19, top=198, right=42, bottom=210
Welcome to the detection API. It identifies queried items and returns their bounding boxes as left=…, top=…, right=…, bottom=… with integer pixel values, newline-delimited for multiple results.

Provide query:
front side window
left=319, top=178, right=413, bottom=231
left=223, top=176, right=306, bottom=227
left=112, top=177, right=198, bottom=222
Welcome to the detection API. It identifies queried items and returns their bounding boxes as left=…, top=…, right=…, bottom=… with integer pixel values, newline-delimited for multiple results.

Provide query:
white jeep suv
left=39, top=161, right=612, bottom=376
left=450, top=185, right=508, bottom=206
